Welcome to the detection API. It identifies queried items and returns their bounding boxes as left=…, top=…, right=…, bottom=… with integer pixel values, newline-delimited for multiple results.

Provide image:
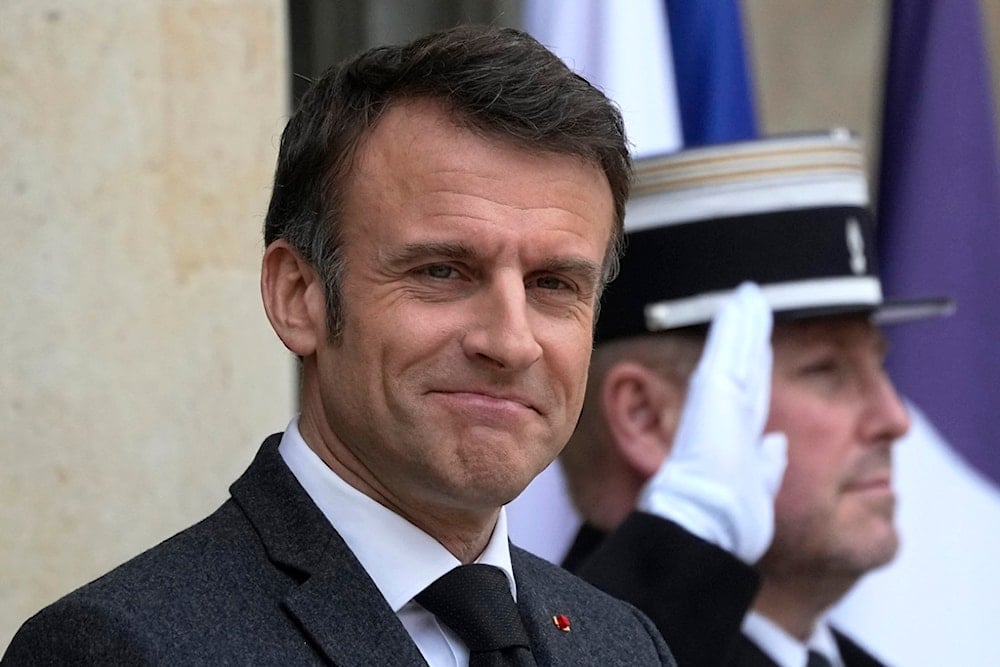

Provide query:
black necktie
left=806, top=649, right=833, bottom=667
left=416, top=564, right=536, bottom=667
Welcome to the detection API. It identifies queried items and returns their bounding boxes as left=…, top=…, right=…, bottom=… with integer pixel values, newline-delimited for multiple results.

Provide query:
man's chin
left=443, top=467, right=541, bottom=511
left=874, top=528, right=901, bottom=566
left=849, top=523, right=900, bottom=574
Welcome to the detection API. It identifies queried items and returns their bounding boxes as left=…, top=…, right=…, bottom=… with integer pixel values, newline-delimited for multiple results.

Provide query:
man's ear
left=601, top=361, right=686, bottom=479
left=260, top=240, right=327, bottom=356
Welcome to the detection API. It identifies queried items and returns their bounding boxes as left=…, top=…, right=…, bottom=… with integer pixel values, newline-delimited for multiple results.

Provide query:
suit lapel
left=510, top=547, right=602, bottom=665
left=283, top=555, right=426, bottom=666
left=230, top=435, right=426, bottom=666
left=513, top=573, right=562, bottom=665
left=736, top=630, right=887, bottom=667
left=733, top=635, right=781, bottom=667
left=833, top=629, right=887, bottom=667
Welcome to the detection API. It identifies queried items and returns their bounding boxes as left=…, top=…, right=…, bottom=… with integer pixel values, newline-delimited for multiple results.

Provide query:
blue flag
left=665, top=0, right=757, bottom=145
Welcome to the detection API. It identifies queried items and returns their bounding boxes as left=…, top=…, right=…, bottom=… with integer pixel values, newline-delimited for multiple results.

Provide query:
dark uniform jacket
left=567, top=512, right=886, bottom=666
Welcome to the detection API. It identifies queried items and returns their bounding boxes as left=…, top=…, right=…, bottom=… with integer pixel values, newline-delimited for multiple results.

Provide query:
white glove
left=637, top=282, right=788, bottom=564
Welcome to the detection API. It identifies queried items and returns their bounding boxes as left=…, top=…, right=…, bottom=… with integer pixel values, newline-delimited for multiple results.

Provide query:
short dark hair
left=264, top=24, right=631, bottom=338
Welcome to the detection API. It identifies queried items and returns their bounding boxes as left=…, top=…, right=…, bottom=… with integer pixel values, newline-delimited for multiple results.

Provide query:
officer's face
left=761, top=316, right=910, bottom=580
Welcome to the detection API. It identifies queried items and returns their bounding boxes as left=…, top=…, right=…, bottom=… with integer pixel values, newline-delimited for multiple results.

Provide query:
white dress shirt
left=742, top=610, right=844, bottom=667
left=278, top=418, right=517, bottom=667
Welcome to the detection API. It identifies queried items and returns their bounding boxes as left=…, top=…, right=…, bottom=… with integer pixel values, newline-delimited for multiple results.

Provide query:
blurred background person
left=560, top=132, right=952, bottom=666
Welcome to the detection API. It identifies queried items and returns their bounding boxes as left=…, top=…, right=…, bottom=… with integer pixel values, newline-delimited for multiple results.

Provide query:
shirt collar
left=808, top=622, right=843, bottom=667
left=742, top=610, right=843, bottom=667
left=277, top=417, right=516, bottom=612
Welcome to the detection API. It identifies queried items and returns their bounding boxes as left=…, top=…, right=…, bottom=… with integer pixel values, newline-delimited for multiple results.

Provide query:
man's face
left=312, top=99, right=614, bottom=523
left=761, top=316, right=911, bottom=580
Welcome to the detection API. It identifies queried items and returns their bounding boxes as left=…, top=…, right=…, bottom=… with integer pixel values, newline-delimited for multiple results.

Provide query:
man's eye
left=533, top=275, right=571, bottom=291
left=802, top=361, right=838, bottom=375
left=422, top=264, right=457, bottom=279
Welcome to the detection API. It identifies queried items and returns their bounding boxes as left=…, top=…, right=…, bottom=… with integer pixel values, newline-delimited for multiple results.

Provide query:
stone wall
left=747, top=0, right=1000, bottom=173
left=0, top=0, right=293, bottom=648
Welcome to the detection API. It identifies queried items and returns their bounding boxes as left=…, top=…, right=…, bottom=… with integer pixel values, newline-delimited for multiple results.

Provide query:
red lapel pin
left=552, top=614, right=571, bottom=632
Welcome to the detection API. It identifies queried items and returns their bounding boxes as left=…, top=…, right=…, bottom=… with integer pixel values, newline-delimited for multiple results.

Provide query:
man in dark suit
left=559, top=134, right=953, bottom=667
left=3, top=25, right=673, bottom=666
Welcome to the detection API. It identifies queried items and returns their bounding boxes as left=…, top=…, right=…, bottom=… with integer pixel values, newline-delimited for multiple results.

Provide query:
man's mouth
left=843, top=475, right=893, bottom=494
left=430, top=388, right=542, bottom=417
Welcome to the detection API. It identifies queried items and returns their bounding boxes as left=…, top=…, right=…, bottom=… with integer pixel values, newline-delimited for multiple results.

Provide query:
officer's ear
left=260, top=240, right=327, bottom=357
left=600, top=361, right=685, bottom=480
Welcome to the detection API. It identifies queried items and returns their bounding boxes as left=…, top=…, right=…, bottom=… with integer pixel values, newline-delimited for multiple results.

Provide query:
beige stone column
left=0, top=1, right=293, bottom=648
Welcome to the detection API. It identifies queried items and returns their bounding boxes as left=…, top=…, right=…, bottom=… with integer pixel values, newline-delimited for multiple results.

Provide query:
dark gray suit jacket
left=3, top=435, right=674, bottom=666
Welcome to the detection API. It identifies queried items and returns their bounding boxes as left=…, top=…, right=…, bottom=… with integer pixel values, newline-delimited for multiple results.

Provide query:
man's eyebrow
left=386, top=245, right=602, bottom=276
left=537, top=257, right=604, bottom=285
left=384, top=242, right=476, bottom=266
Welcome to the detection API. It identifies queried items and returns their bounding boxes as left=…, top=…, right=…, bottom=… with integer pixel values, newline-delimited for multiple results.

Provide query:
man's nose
left=460, top=276, right=543, bottom=371
left=861, top=370, right=912, bottom=445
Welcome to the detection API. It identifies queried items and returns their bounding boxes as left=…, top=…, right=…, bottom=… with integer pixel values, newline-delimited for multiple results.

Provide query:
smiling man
left=279, top=98, right=613, bottom=561
left=560, top=133, right=952, bottom=667
left=3, top=25, right=674, bottom=666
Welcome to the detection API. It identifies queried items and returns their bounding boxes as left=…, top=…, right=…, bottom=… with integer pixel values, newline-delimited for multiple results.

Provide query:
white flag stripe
left=524, top=0, right=683, bottom=157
